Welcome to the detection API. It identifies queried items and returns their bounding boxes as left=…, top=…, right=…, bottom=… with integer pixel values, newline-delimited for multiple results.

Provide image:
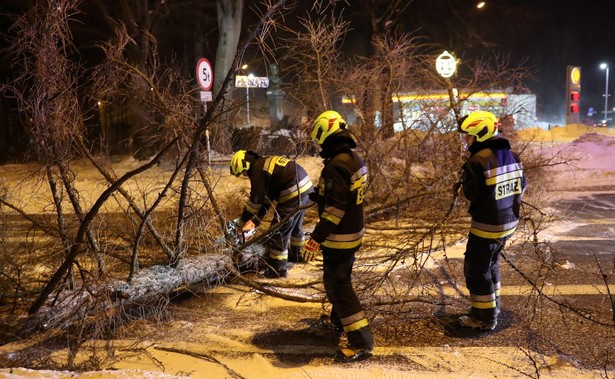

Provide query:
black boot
left=263, top=259, right=288, bottom=278
left=263, top=266, right=288, bottom=278
left=288, top=246, right=303, bottom=263
left=333, top=347, right=373, bottom=363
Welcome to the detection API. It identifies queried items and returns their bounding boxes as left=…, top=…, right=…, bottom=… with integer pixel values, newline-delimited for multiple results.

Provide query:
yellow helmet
left=230, top=150, right=250, bottom=176
left=311, top=110, right=346, bottom=145
left=459, top=111, right=499, bottom=142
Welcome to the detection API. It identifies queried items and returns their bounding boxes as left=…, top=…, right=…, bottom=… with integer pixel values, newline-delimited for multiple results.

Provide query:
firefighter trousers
left=322, top=247, right=374, bottom=350
left=265, top=191, right=309, bottom=270
left=464, top=233, right=506, bottom=323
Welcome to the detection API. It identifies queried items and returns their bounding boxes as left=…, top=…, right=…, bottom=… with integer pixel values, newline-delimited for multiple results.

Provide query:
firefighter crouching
left=454, top=111, right=526, bottom=331
left=301, top=110, right=374, bottom=363
left=230, top=150, right=313, bottom=278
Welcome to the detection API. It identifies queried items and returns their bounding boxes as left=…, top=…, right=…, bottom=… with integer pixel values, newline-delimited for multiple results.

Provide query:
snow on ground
left=1, top=124, right=615, bottom=378
left=0, top=368, right=187, bottom=378
left=521, top=126, right=615, bottom=190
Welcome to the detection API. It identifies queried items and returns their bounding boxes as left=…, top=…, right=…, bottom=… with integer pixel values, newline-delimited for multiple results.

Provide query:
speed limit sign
left=196, top=58, right=213, bottom=91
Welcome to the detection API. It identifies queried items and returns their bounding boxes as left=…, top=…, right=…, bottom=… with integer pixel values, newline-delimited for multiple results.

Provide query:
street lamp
left=600, top=63, right=609, bottom=125
left=238, top=64, right=251, bottom=127
left=246, top=73, right=254, bottom=127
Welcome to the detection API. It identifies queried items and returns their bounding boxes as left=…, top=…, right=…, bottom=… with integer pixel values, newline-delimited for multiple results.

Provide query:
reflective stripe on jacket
left=311, top=150, right=367, bottom=250
left=241, top=156, right=313, bottom=223
left=459, top=136, right=526, bottom=239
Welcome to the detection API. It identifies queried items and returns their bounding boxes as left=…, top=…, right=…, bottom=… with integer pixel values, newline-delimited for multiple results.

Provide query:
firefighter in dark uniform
left=230, top=150, right=313, bottom=278
left=301, top=110, right=374, bottom=363
left=454, top=111, right=526, bottom=331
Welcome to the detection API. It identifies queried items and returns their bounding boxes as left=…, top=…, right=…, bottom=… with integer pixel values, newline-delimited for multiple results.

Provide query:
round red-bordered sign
left=196, top=58, right=213, bottom=91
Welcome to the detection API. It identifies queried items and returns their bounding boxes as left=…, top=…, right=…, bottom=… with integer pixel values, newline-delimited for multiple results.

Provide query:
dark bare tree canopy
left=0, top=0, right=612, bottom=376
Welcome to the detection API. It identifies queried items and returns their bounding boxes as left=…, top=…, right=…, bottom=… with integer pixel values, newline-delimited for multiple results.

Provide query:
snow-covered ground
left=1, top=124, right=615, bottom=379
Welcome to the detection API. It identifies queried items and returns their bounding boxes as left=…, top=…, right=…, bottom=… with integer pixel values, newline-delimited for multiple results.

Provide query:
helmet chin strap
left=461, top=134, right=474, bottom=151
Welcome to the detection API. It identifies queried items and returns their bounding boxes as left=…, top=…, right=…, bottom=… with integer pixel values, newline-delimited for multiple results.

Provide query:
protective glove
left=242, top=219, right=256, bottom=232
left=301, top=239, right=321, bottom=262
left=308, top=191, right=319, bottom=203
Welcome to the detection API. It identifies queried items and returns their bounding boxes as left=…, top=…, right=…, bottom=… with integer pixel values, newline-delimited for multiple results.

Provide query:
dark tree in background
left=0, top=0, right=594, bottom=162
left=214, top=0, right=244, bottom=98
left=0, top=0, right=222, bottom=161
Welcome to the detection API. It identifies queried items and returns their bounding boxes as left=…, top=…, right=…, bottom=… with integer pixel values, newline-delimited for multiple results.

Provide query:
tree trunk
left=24, top=254, right=232, bottom=334
left=214, top=0, right=244, bottom=98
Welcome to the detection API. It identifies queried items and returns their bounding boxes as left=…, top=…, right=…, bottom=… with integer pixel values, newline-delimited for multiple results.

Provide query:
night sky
left=460, top=0, right=615, bottom=124
left=341, top=0, right=615, bottom=124
left=1, top=1, right=613, bottom=125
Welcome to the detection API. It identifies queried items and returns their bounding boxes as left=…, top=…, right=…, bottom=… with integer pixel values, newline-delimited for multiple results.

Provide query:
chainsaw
left=217, top=219, right=257, bottom=246
left=218, top=220, right=266, bottom=273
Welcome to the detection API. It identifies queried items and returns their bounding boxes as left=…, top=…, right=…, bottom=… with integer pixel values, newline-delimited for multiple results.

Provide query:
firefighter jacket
left=240, top=156, right=313, bottom=224
left=309, top=131, right=367, bottom=251
left=458, top=136, right=526, bottom=239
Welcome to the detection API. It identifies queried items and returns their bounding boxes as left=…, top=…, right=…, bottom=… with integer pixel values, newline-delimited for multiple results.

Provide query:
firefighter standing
left=230, top=150, right=313, bottom=278
left=301, top=110, right=374, bottom=363
left=454, top=111, right=526, bottom=330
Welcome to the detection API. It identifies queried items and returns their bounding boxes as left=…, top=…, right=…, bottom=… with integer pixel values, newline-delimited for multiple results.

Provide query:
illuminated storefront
left=342, top=89, right=536, bottom=132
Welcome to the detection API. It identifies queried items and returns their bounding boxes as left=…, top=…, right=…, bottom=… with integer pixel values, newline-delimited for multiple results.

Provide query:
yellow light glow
left=570, top=67, right=581, bottom=85
left=477, top=1, right=486, bottom=9
left=342, top=91, right=507, bottom=104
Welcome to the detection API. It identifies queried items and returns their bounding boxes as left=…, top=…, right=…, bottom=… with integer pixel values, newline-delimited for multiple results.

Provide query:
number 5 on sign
left=196, top=58, right=213, bottom=91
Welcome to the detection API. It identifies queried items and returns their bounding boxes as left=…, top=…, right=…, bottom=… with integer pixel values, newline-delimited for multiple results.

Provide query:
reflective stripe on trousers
left=464, top=233, right=506, bottom=323
left=322, top=247, right=374, bottom=350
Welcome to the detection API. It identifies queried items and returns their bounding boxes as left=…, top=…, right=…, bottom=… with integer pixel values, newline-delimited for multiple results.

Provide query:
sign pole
left=196, top=57, right=213, bottom=166
left=235, top=74, right=269, bottom=128
left=435, top=51, right=461, bottom=124
left=436, top=51, right=464, bottom=154
left=246, top=85, right=250, bottom=127
left=205, top=129, right=211, bottom=166
left=201, top=100, right=211, bottom=166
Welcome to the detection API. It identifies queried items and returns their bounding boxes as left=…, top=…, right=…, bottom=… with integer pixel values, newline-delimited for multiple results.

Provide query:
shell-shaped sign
left=436, top=51, right=457, bottom=78
left=570, top=67, right=581, bottom=85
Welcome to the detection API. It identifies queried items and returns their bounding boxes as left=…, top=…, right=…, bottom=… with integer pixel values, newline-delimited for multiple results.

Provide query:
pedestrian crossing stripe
left=419, top=284, right=615, bottom=297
